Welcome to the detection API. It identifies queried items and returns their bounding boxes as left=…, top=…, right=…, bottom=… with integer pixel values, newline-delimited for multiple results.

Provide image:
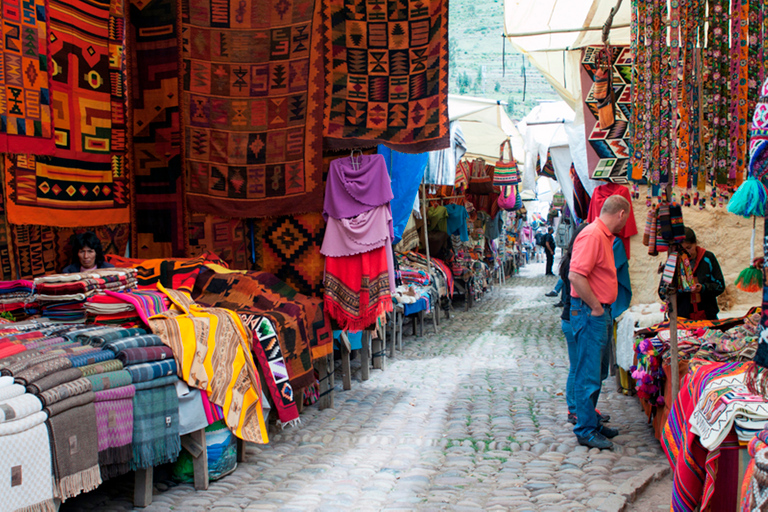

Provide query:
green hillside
left=449, top=0, right=560, bottom=121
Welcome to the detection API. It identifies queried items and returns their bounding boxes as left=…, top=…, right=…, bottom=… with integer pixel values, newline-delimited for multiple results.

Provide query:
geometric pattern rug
left=582, top=45, right=633, bottom=184
left=187, top=213, right=249, bottom=271
left=252, top=213, right=325, bottom=298
left=182, top=0, right=324, bottom=218
left=128, top=0, right=187, bottom=258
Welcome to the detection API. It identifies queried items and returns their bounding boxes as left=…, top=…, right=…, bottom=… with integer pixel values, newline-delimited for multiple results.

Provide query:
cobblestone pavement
left=62, top=262, right=669, bottom=511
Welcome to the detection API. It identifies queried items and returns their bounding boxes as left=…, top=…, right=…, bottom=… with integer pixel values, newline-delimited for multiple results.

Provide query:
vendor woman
left=62, top=232, right=115, bottom=273
left=678, top=227, right=725, bottom=320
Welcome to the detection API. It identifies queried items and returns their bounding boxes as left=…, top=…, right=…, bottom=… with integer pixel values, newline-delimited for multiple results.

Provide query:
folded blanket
left=126, top=359, right=177, bottom=383
left=39, top=378, right=92, bottom=407
left=0, top=393, right=42, bottom=422
left=104, top=290, right=170, bottom=327
left=0, top=411, right=55, bottom=512
left=86, top=370, right=133, bottom=392
left=42, top=390, right=95, bottom=417
left=79, top=360, right=124, bottom=377
left=1, top=351, right=66, bottom=376
left=80, top=327, right=146, bottom=346
left=45, top=393, right=101, bottom=499
left=94, top=385, right=135, bottom=480
left=0, top=375, right=13, bottom=387
left=14, top=357, right=73, bottom=386
left=103, top=334, right=165, bottom=353
left=68, top=350, right=115, bottom=368
left=117, top=346, right=174, bottom=366
left=131, top=375, right=180, bottom=470
left=0, top=383, right=25, bottom=402
left=26, top=368, right=84, bottom=395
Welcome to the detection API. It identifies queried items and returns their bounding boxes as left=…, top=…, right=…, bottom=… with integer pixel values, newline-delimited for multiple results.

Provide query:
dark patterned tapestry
left=181, top=0, right=325, bottom=218
left=321, top=0, right=450, bottom=153
left=128, top=0, right=187, bottom=258
left=4, top=0, right=131, bottom=227
left=252, top=213, right=325, bottom=297
left=11, top=223, right=130, bottom=279
left=187, top=213, right=249, bottom=270
left=582, top=46, right=632, bottom=184
left=0, top=177, right=16, bottom=280
left=0, top=0, right=55, bottom=154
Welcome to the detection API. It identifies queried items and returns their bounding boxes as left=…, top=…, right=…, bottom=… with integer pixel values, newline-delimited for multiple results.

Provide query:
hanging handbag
left=467, top=158, right=494, bottom=195
left=493, top=139, right=520, bottom=186
left=497, top=185, right=518, bottom=211
left=552, top=191, right=565, bottom=209
left=537, top=151, right=556, bottom=180
left=455, top=157, right=469, bottom=193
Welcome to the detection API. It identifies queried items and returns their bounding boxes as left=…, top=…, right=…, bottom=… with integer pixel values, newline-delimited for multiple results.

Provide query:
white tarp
left=503, top=1, right=630, bottom=195
left=448, top=94, right=525, bottom=164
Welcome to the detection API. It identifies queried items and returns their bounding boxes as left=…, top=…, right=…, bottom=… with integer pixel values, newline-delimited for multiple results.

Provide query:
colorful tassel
left=735, top=266, right=763, bottom=292
left=727, top=177, right=767, bottom=217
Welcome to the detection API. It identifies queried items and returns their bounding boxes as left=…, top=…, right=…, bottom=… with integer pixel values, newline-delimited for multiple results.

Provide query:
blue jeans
left=554, top=278, right=563, bottom=293
left=561, top=319, right=577, bottom=414
left=571, top=297, right=612, bottom=438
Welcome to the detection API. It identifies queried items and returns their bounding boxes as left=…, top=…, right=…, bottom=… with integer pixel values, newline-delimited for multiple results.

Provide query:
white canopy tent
left=503, top=0, right=630, bottom=196
left=448, top=94, right=525, bottom=165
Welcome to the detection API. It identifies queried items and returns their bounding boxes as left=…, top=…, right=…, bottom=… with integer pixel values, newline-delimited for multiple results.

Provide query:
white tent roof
left=503, top=0, right=630, bottom=108
left=448, top=94, right=525, bottom=164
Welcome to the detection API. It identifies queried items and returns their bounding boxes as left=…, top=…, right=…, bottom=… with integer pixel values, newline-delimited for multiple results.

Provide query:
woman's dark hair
left=684, top=227, right=696, bottom=244
left=70, top=231, right=106, bottom=267
left=559, top=222, right=590, bottom=281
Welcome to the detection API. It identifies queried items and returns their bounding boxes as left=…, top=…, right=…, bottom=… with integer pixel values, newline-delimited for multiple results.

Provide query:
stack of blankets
left=0, top=280, right=37, bottom=319
left=34, top=269, right=139, bottom=322
left=0, top=323, right=187, bottom=507
left=84, top=290, right=171, bottom=326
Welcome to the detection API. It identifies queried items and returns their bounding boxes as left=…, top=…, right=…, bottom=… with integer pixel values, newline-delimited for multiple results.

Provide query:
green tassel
left=735, top=266, right=763, bottom=292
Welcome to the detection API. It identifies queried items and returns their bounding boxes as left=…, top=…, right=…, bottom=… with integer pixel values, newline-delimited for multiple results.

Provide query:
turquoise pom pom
left=727, top=177, right=767, bottom=217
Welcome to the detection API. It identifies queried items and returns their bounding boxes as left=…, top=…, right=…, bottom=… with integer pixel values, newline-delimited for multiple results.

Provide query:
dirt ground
left=626, top=474, right=673, bottom=511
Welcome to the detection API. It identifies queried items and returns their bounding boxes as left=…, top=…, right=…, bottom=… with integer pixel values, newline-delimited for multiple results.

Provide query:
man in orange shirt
left=569, top=195, right=631, bottom=450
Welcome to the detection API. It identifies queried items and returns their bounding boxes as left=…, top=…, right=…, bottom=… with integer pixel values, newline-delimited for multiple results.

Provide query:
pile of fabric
left=33, top=269, right=139, bottom=322
left=0, top=280, right=37, bottom=319
left=84, top=290, right=170, bottom=326
left=664, top=361, right=766, bottom=512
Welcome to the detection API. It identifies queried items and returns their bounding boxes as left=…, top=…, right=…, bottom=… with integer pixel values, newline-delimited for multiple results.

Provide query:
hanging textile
left=4, top=0, right=131, bottom=227
left=536, top=151, right=556, bottom=180
left=181, top=0, right=324, bottom=218
left=128, top=0, right=187, bottom=258
left=378, top=145, right=428, bottom=245
left=0, top=0, right=54, bottom=155
left=187, top=214, right=249, bottom=270
left=583, top=46, right=633, bottom=182
left=425, top=121, right=467, bottom=186
left=320, top=0, right=450, bottom=153
left=251, top=213, right=326, bottom=297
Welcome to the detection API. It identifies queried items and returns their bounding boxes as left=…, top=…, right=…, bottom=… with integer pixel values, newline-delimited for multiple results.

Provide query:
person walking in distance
left=569, top=195, right=631, bottom=450
left=543, top=226, right=556, bottom=276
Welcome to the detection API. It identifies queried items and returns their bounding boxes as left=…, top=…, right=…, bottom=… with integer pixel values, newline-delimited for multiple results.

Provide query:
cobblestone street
left=64, top=262, right=669, bottom=511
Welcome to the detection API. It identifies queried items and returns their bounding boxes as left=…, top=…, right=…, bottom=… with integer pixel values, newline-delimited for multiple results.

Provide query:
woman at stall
left=678, top=227, right=725, bottom=320
left=62, top=231, right=115, bottom=273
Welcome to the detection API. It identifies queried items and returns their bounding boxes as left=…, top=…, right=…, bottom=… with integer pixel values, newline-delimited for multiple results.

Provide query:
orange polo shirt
left=569, top=218, right=617, bottom=305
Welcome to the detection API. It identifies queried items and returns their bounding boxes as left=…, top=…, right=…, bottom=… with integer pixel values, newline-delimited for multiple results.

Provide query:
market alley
left=63, top=262, right=668, bottom=511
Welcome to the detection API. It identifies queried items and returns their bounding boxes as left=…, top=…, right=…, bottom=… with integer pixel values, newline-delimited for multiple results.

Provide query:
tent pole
left=666, top=182, right=680, bottom=402
left=421, top=181, right=433, bottom=274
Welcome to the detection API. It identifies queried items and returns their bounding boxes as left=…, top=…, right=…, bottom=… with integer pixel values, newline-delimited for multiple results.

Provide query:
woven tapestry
left=181, top=0, right=324, bottom=218
left=128, top=0, right=187, bottom=258
left=187, top=213, right=249, bottom=270
left=0, top=0, right=54, bottom=154
left=582, top=46, right=632, bottom=184
left=4, top=0, right=130, bottom=227
left=11, top=223, right=129, bottom=279
left=0, top=177, right=15, bottom=280
left=252, top=213, right=325, bottom=297
left=321, top=0, right=450, bottom=153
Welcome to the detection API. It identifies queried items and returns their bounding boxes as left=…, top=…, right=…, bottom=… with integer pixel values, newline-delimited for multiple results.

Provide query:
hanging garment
left=425, top=121, right=467, bottom=186
left=378, top=145, right=428, bottom=244
left=445, top=204, right=469, bottom=242
left=323, top=154, right=394, bottom=221
left=587, top=183, right=638, bottom=257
